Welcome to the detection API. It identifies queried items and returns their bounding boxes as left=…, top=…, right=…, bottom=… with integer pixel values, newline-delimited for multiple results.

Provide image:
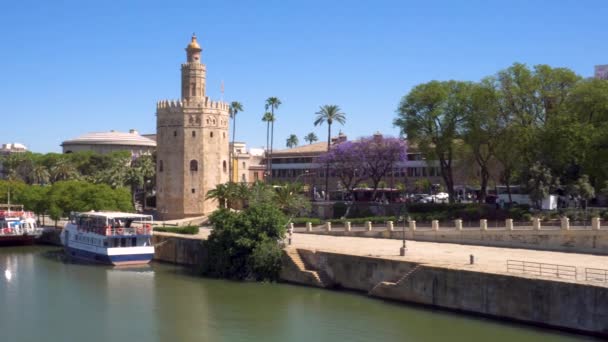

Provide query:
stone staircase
left=368, top=264, right=423, bottom=295
left=285, top=249, right=327, bottom=288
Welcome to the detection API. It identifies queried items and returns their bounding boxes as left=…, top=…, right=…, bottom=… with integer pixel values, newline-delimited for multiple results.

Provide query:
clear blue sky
left=1, top=0, right=606, bottom=153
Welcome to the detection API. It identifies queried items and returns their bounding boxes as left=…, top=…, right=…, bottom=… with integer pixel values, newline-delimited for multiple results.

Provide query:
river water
left=0, top=246, right=593, bottom=342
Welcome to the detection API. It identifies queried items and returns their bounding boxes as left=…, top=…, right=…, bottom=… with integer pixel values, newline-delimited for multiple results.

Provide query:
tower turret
left=181, top=34, right=206, bottom=100
left=156, top=34, right=230, bottom=220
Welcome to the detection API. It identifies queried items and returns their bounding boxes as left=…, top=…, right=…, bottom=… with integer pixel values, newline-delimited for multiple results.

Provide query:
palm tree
left=304, top=132, right=318, bottom=145
left=229, top=101, right=244, bottom=183
left=261, top=112, right=275, bottom=179
left=206, top=183, right=230, bottom=209
left=314, top=104, right=346, bottom=200
left=50, top=159, right=78, bottom=183
left=286, top=134, right=299, bottom=148
left=265, top=97, right=282, bottom=180
left=29, top=163, right=50, bottom=185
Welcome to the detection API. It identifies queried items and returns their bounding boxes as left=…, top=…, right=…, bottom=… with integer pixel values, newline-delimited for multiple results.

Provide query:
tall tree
left=265, top=97, right=282, bottom=180
left=395, top=81, right=465, bottom=202
left=461, top=80, right=501, bottom=203
left=314, top=104, right=346, bottom=199
left=229, top=101, right=244, bottom=183
left=261, top=112, right=275, bottom=179
left=286, top=134, right=299, bottom=148
left=132, top=155, right=155, bottom=210
left=304, top=132, right=318, bottom=145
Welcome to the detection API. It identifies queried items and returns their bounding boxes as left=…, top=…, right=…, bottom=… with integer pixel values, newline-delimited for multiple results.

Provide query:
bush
left=291, top=217, right=323, bottom=226
left=202, top=204, right=287, bottom=281
left=154, top=225, right=199, bottom=235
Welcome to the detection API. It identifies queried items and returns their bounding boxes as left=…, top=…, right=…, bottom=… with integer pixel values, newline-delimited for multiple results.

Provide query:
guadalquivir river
left=0, top=246, right=595, bottom=342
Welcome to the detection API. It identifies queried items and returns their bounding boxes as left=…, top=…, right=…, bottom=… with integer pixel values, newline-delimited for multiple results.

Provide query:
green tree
left=50, top=158, right=79, bottom=183
left=132, top=155, right=155, bottom=210
left=274, top=182, right=310, bottom=216
left=304, top=132, right=318, bottom=145
left=265, top=97, right=282, bottom=179
left=461, top=80, right=502, bottom=203
left=572, top=175, right=595, bottom=209
left=395, top=81, right=466, bottom=202
left=229, top=101, right=244, bottom=182
left=203, top=204, right=288, bottom=280
left=206, top=183, right=230, bottom=209
left=286, top=134, right=299, bottom=148
left=314, top=104, right=346, bottom=199
left=29, top=161, right=50, bottom=185
left=527, top=162, right=554, bottom=209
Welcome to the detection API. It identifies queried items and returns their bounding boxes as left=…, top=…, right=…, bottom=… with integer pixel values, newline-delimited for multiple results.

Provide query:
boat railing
left=77, top=225, right=153, bottom=236
left=0, top=226, right=41, bottom=236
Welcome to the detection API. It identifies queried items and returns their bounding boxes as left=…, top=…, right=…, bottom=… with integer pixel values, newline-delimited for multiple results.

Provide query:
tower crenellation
left=155, top=34, right=230, bottom=220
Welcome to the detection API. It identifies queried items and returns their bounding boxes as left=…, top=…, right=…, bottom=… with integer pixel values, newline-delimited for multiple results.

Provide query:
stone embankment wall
left=152, top=233, right=205, bottom=266
left=281, top=248, right=608, bottom=337
left=297, top=218, right=608, bottom=255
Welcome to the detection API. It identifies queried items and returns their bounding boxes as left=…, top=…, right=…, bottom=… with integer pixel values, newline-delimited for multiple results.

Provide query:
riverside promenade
left=289, top=233, right=608, bottom=285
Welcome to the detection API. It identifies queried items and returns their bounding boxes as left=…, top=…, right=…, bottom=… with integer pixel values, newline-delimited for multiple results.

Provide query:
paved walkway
left=290, top=233, right=608, bottom=286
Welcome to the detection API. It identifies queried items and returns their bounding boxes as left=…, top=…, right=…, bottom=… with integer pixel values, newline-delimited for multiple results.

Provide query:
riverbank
left=152, top=231, right=608, bottom=337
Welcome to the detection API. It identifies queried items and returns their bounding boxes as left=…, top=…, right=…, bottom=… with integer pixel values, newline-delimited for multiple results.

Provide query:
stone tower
left=156, top=34, right=230, bottom=220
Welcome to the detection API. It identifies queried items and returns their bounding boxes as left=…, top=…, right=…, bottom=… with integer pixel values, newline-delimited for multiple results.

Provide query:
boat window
left=132, top=237, right=136, bottom=246
left=120, top=238, right=126, bottom=247
left=104, top=240, right=108, bottom=247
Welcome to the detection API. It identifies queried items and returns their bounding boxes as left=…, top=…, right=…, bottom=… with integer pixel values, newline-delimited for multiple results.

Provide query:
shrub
left=154, top=225, right=199, bottom=235
left=202, top=204, right=287, bottom=281
left=291, top=217, right=322, bottom=226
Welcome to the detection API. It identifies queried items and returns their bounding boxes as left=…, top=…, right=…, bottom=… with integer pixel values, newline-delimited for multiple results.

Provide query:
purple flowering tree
left=319, top=135, right=407, bottom=199
left=318, top=141, right=367, bottom=198
left=358, top=135, right=407, bottom=198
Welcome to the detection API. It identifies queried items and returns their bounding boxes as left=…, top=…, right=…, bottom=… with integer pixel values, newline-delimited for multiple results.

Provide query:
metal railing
left=585, top=268, right=608, bottom=282
left=506, top=259, right=577, bottom=280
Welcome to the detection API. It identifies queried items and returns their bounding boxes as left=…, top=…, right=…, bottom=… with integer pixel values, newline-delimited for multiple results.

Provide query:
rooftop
left=62, top=130, right=156, bottom=147
left=272, top=141, right=329, bottom=156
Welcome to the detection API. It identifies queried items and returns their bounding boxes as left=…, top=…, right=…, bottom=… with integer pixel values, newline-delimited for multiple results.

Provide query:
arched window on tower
left=159, top=160, right=164, bottom=172
left=222, top=160, right=227, bottom=173
left=190, top=160, right=198, bottom=171
left=192, top=131, right=196, bottom=138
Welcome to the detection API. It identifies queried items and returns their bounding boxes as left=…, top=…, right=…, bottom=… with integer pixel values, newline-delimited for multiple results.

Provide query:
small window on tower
left=192, top=131, right=196, bottom=137
left=223, top=132, right=226, bottom=138
left=159, top=160, right=164, bottom=172
left=174, top=131, right=177, bottom=137
left=210, top=132, right=214, bottom=138
left=192, top=188, right=196, bottom=194
left=223, top=160, right=227, bottom=172
left=190, top=160, right=198, bottom=171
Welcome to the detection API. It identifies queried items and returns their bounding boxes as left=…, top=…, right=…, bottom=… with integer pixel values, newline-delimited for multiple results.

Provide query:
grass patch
left=154, top=225, right=199, bottom=235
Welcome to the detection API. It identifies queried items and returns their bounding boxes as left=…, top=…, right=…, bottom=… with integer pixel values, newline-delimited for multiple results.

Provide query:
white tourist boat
left=61, top=211, right=154, bottom=266
left=0, top=205, right=42, bottom=245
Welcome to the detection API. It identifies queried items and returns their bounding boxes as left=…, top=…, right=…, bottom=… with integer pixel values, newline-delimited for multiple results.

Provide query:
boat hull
left=64, top=246, right=154, bottom=266
left=0, top=234, right=36, bottom=246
